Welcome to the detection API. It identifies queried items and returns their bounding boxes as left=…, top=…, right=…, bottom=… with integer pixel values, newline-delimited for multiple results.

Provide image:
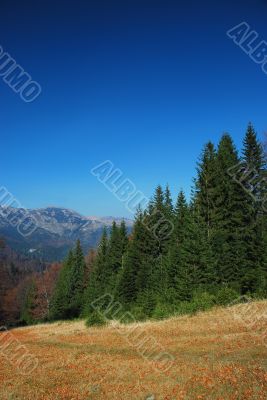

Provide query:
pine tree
left=239, top=124, right=267, bottom=292
left=195, top=142, right=217, bottom=239
left=188, top=205, right=215, bottom=291
left=146, top=185, right=173, bottom=256
left=168, top=190, right=188, bottom=292
left=168, top=194, right=214, bottom=302
left=162, top=184, right=175, bottom=252
left=164, top=184, right=174, bottom=220
left=242, top=123, right=266, bottom=171
left=212, top=134, right=243, bottom=286
left=84, top=249, right=96, bottom=289
left=106, top=220, right=129, bottom=292
left=49, top=241, right=86, bottom=320
left=109, top=221, right=128, bottom=274
left=261, top=133, right=267, bottom=293
left=108, top=222, right=121, bottom=273
left=84, top=228, right=110, bottom=314
left=49, top=250, right=74, bottom=320
left=119, top=220, right=129, bottom=254
left=116, top=208, right=153, bottom=305
left=20, top=280, right=36, bottom=325
left=68, top=240, right=86, bottom=316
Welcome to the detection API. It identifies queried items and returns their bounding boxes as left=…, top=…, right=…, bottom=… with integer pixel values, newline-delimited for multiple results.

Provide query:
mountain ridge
left=0, top=206, right=133, bottom=262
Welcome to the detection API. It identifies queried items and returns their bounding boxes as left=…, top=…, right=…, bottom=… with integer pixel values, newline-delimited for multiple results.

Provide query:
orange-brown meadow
left=1, top=301, right=266, bottom=399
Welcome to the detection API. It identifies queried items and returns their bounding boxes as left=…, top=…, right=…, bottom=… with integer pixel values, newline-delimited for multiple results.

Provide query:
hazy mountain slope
left=0, top=206, right=133, bottom=261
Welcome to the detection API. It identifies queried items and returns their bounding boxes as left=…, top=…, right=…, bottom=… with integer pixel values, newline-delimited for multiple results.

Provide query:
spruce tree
left=242, top=123, right=266, bottom=171
left=168, top=194, right=214, bottom=302
left=168, top=190, right=188, bottom=291
left=119, top=220, right=129, bottom=254
left=240, top=124, right=267, bottom=292
left=49, top=250, right=74, bottom=320
left=84, top=228, right=110, bottom=314
left=108, top=222, right=121, bottom=273
left=116, top=208, right=153, bottom=305
left=212, top=133, right=252, bottom=290
left=106, top=220, right=129, bottom=292
left=68, top=240, right=86, bottom=316
left=146, top=185, right=173, bottom=256
left=20, top=280, right=36, bottom=325
left=108, top=221, right=128, bottom=274
left=195, top=142, right=217, bottom=239
left=164, top=184, right=174, bottom=221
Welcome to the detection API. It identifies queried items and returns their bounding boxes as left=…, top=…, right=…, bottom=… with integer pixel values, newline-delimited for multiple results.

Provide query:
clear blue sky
left=1, top=0, right=266, bottom=218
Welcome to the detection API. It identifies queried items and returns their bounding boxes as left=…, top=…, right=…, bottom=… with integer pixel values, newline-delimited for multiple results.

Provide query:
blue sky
left=1, top=0, right=266, bottom=218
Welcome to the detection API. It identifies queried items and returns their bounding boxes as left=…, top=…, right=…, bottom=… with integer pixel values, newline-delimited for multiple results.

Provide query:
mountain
left=0, top=206, right=133, bottom=261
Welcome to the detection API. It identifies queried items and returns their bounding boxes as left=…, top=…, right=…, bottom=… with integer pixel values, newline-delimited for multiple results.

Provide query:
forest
left=6, top=123, right=267, bottom=326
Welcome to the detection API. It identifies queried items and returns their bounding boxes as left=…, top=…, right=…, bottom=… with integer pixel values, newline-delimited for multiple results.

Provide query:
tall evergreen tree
left=116, top=208, right=154, bottom=305
left=240, top=124, right=267, bottom=292
left=119, top=220, right=129, bottom=254
left=195, top=142, right=217, bottom=239
left=84, top=228, right=110, bottom=313
left=68, top=240, right=86, bottom=316
left=242, top=123, right=266, bottom=171
left=50, top=241, right=86, bottom=320
left=168, top=193, right=214, bottom=302
left=212, top=134, right=242, bottom=285
left=49, top=250, right=75, bottom=320
left=20, top=280, right=36, bottom=325
left=146, top=185, right=173, bottom=255
left=168, top=191, right=187, bottom=286
left=108, top=222, right=122, bottom=274
left=106, top=220, right=129, bottom=291
left=164, top=184, right=174, bottom=220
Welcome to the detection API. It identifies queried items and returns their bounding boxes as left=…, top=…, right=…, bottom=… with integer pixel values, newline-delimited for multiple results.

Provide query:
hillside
left=1, top=301, right=266, bottom=399
left=0, top=206, right=133, bottom=261
left=0, top=241, right=49, bottom=326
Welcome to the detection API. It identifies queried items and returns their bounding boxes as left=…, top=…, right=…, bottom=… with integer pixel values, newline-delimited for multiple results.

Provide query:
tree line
left=43, top=124, right=267, bottom=323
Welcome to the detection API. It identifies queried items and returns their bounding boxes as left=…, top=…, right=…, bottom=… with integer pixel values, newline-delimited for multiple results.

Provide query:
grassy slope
left=0, top=301, right=267, bottom=399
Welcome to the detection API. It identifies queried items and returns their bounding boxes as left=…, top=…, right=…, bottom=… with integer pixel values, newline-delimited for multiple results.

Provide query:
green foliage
left=20, top=280, right=36, bottom=325
left=49, top=251, right=73, bottom=320
left=191, top=291, right=216, bottom=311
left=49, top=240, right=86, bottom=320
left=215, top=286, right=240, bottom=306
left=195, top=141, right=218, bottom=238
left=48, top=123, right=267, bottom=325
left=129, top=305, right=147, bottom=322
left=175, top=301, right=199, bottom=316
left=83, top=228, right=109, bottom=315
left=116, top=208, right=151, bottom=304
left=136, top=289, right=156, bottom=317
left=175, top=292, right=216, bottom=316
left=86, top=310, right=106, bottom=327
left=152, top=302, right=174, bottom=320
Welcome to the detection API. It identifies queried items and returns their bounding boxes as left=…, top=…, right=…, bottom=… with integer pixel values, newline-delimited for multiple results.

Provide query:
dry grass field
left=0, top=301, right=267, bottom=400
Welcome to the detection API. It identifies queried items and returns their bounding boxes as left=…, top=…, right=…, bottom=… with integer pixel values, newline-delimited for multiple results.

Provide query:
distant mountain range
left=0, top=206, right=133, bottom=261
